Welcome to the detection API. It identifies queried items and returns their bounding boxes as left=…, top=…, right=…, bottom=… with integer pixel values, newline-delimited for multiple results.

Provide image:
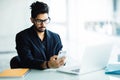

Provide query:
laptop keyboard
left=71, top=69, right=80, bottom=72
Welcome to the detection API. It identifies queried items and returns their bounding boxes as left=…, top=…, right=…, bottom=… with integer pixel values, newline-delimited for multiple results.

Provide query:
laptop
left=57, top=43, right=113, bottom=75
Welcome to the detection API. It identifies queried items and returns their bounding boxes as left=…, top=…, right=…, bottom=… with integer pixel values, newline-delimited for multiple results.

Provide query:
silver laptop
left=57, top=43, right=113, bottom=75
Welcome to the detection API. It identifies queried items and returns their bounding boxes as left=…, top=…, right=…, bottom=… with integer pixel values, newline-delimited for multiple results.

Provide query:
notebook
left=105, top=64, right=120, bottom=74
left=0, top=68, right=29, bottom=77
left=57, top=43, right=113, bottom=75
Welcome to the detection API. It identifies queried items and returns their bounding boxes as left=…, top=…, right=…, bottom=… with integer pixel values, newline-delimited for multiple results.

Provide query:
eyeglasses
left=34, top=17, right=50, bottom=24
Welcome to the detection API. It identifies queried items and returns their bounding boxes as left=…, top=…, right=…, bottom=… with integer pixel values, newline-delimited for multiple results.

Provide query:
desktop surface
left=0, top=69, right=120, bottom=80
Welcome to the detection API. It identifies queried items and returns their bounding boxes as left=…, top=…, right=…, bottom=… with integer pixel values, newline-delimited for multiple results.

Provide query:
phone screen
left=58, top=51, right=66, bottom=59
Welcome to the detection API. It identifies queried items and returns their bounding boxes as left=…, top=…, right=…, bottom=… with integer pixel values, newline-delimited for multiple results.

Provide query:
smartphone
left=58, top=50, right=66, bottom=59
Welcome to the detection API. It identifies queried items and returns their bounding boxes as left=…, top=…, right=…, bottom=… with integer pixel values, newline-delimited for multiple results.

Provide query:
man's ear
left=30, top=18, right=34, bottom=23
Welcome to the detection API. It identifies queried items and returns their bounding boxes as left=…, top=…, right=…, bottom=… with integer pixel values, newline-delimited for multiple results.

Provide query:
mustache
left=39, top=26, right=45, bottom=28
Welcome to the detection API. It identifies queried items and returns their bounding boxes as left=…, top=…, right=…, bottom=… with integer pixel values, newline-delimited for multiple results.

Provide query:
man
left=10, top=1, right=65, bottom=69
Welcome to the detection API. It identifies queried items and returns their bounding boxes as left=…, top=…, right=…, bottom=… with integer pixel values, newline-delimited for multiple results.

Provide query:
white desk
left=0, top=69, right=120, bottom=80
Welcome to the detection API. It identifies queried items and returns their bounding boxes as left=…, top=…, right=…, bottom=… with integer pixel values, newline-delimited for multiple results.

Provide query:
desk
left=0, top=69, right=120, bottom=80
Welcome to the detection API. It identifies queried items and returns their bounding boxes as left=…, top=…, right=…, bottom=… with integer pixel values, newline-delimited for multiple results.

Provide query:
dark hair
left=30, top=1, right=49, bottom=18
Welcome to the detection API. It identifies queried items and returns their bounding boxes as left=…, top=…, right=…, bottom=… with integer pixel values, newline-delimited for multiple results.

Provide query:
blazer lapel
left=46, top=30, right=50, bottom=50
left=46, top=30, right=53, bottom=56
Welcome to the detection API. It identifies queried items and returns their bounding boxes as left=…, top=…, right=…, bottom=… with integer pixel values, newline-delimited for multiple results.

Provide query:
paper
left=0, top=68, right=29, bottom=77
left=105, top=64, right=120, bottom=74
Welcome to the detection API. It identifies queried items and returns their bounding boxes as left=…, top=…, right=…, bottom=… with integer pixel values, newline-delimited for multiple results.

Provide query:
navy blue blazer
left=16, top=26, right=63, bottom=69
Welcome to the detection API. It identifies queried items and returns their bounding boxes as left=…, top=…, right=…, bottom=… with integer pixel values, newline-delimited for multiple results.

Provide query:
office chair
left=10, top=56, right=21, bottom=68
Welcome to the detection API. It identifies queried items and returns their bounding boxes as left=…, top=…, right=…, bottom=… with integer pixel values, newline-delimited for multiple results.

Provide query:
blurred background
left=1, top=0, right=120, bottom=70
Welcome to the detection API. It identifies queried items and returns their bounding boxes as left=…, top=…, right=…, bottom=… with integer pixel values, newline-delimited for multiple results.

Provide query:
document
left=105, top=64, right=120, bottom=74
left=0, top=68, right=29, bottom=77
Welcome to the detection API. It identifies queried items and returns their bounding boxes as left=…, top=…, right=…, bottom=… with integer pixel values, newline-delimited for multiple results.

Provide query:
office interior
left=0, top=0, right=120, bottom=73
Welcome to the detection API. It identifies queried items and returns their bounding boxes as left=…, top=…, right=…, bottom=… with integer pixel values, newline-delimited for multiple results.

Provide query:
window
left=47, top=0, right=68, bottom=44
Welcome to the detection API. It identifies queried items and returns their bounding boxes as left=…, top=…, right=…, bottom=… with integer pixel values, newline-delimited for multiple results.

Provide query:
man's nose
left=40, top=22, right=46, bottom=26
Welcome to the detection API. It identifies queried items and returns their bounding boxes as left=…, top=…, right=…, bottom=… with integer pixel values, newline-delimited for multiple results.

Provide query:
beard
left=34, top=26, right=46, bottom=32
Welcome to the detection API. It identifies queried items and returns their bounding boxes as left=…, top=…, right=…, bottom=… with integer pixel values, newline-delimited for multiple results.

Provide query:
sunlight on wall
left=65, top=0, right=119, bottom=63
left=69, top=0, right=113, bottom=41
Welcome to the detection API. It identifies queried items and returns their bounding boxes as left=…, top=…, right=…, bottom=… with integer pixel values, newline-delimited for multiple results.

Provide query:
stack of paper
left=0, top=68, right=29, bottom=77
left=105, top=64, right=120, bottom=74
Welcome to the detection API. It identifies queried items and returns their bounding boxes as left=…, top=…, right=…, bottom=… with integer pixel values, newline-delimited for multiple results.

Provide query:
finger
left=60, top=62, right=64, bottom=66
left=59, top=59, right=65, bottom=66
left=61, top=56, right=66, bottom=60
left=52, top=55, right=58, bottom=60
left=50, top=55, right=58, bottom=60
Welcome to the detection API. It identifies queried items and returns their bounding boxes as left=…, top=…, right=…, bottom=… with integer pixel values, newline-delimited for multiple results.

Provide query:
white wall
left=68, top=0, right=113, bottom=41
left=0, top=0, right=34, bottom=52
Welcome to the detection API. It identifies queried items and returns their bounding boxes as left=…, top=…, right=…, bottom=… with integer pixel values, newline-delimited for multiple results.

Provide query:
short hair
left=30, top=1, right=49, bottom=18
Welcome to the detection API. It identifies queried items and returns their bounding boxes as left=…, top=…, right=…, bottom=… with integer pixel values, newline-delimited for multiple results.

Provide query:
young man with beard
left=10, top=1, right=65, bottom=69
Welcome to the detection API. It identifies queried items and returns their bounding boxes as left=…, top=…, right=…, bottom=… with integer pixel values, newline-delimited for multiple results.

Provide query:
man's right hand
left=48, top=55, right=66, bottom=68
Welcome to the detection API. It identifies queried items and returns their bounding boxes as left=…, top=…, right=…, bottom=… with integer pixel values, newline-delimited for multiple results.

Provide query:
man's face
left=31, top=13, right=49, bottom=32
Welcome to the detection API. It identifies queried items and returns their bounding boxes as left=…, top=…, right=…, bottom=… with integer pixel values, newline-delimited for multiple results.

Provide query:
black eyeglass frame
left=34, top=17, right=51, bottom=24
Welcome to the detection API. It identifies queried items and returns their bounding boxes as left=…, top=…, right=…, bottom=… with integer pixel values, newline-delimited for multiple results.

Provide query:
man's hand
left=48, top=55, right=66, bottom=68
